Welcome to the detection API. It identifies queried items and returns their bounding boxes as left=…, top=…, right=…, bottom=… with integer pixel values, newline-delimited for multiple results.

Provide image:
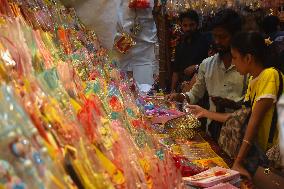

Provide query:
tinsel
left=159, top=0, right=284, bottom=16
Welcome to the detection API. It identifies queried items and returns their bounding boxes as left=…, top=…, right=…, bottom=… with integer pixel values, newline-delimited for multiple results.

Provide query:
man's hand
left=181, top=81, right=190, bottom=90
left=181, top=74, right=197, bottom=92
left=184, top=65, right=196, bottom=77
left=165, top=93, right=185, bottom=102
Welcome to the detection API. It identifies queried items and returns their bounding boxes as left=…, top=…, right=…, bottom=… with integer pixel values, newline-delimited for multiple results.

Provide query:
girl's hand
left=232, top=161, right=252, bottom=180
left=186, top=105, right=209, bottom=118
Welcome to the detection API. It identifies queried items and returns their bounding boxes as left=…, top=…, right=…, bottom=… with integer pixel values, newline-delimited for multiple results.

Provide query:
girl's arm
left=235, top=98, right=274, bottom=162
left=187, top=105, right=231, bottom=122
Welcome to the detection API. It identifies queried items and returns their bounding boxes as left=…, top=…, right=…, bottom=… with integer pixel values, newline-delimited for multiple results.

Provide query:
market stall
left=0, top=0, right=182, bottom=188
left=0, top=0, right=284, bottom=189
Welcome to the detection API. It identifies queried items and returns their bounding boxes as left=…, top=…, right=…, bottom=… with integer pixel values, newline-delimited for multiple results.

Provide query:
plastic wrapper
left=0, top=18, right=115, bottom=189
left=206, top=183, right=239, bottom=189
left=80, top=83, right=149, bottom=188
left=0, top=0, right=15, bottom=17
left=0, top=159, right=27, bottom=189
left=114, top=33, right=136, bottom=54
left=0, top=84, right=73, bottom=188
left=0, top=1, right=186, bottom=188
left=183, top=167, right=240, bottom=188
left=173, top=155, right=207, bottom=177
left=181, top=143, right=219, bottom=160
left=0, top=18, right=33, bottom=77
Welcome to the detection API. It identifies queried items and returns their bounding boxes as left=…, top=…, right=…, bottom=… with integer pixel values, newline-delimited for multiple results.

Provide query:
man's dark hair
left=211, top=9, right=242, bottom=35
left=262, top=15, right=280, bottom=35
left=179, top=10, right=199, bottom=25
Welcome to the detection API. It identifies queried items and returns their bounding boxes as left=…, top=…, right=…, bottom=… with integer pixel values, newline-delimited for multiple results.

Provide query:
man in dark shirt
left=261, top=15, right=284, bottom=72
left=171, top=10, right=210, bottom=92
left=262, top=15, right=284, bottom=41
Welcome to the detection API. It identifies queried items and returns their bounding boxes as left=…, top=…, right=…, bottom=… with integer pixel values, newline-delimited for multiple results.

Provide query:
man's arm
left=185, top=61, right=207, bottom=104
left=171, top=72, right=179, bottom=92
left=184, top=65, right=198, bottom=77
left=184, top=34, right=210, bottom=78
left=171, top=44, right=182, bottom=92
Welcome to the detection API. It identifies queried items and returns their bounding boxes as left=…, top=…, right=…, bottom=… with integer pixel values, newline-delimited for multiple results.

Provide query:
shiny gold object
left=164, top=114, right=201, bottom=140
left=264, top=168, right=271, bottom=175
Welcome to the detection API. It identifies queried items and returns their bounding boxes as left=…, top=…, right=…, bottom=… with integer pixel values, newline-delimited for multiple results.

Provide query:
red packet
left=114, top=33, right=136, bottom=54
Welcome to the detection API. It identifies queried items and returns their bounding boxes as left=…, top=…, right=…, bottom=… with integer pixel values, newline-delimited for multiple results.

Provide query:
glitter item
left=164, top=114, right=201, bottom=140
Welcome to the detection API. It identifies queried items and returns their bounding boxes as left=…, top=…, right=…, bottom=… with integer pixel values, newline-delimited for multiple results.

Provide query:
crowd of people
left=166, top=9, right=284, bottom=179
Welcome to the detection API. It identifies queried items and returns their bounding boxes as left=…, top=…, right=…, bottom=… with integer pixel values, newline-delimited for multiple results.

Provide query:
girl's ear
left=245, top=53, right=254, bottom=65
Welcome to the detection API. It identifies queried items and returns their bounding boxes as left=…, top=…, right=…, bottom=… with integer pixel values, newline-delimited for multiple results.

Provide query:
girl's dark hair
left=262, top=15, right=280, bottom=35
left=231, top=31, right=281, bottom=70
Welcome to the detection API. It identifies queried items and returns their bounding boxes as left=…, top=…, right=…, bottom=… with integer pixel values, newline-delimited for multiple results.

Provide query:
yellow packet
left=139, top=159, right=153, bottom=189
left=70, top=98, right=82, bottom=114
left=93, top=145, right=125, bottom=185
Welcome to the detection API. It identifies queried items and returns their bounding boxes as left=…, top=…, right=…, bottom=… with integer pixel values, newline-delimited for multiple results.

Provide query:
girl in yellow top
left=188, top=32, right=284, bottom=179
left=245, top=68, right=282, bottom=150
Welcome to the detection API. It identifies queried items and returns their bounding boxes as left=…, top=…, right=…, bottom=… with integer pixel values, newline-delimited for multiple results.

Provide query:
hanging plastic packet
left=114, top=33, right=136, bottom=54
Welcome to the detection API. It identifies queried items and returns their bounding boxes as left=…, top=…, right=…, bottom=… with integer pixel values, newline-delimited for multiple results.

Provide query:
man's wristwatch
left=195, top=65, right=199, bottom=73
left=180, top=93, right=187, bottom=100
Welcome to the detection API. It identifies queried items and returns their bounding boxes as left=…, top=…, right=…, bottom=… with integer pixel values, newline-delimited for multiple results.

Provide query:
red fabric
left=172, top=155, right=207, bottom=177
left=77, top=95, right=102, bottom=142
left=57, top=27, right=72, bottom=55
left=0, top=0, right=13, bottom=16
left=109, top=96, right=123, bottom=112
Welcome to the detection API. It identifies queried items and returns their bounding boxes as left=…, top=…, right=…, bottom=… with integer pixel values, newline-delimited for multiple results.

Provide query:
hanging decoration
left=159, top=0, right=284, bottom=16
left=114, top=33, right=136, bottom=54
left=115, top=2, right=145, bottom=54
left=129, top=0, right=151, bottom=9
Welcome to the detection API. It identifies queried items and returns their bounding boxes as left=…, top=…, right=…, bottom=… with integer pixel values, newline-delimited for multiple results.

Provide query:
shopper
left=261, top=15, right=284, bottom=72
left=262, top=15, right=284, bottom=42
left=188, top=32, right=284, bottom=179
left=167, top=9, right=246, bottom=141
left=171, top=10, right=210, bottom=92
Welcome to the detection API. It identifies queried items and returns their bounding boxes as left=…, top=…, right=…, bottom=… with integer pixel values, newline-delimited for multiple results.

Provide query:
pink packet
left=151, top=111, right=185, bottom=124
left=183, top=167, right=240, bottom=188
left=206, top=183, right=238, bottom=189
